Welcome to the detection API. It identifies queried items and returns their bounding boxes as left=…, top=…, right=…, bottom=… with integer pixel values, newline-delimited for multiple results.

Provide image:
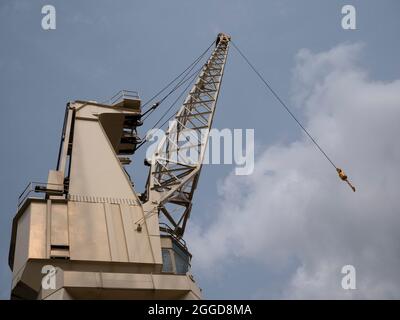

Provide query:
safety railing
left=159, top=222, right=188, bottom=249
left=17, top=182, right=65, bottom=210
left=107, top=90, right=139, bottom=106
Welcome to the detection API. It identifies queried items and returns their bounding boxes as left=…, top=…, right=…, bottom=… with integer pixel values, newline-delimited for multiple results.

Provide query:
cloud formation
left=188, top=43, right=400, bottom=299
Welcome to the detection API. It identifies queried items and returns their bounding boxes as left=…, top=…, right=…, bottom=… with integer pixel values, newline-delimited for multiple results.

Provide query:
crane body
left=8, top=33, right=230, bottom=300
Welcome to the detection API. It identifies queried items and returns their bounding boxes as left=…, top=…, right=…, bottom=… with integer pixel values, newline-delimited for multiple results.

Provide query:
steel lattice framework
left=145, top=33, right=230, bottom=238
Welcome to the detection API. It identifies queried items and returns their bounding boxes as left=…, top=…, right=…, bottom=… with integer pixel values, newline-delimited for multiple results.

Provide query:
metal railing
left=159, top=222, right=188, bottom=249
left=18, top=182, right=65, bottom=209
left=107, top=90, right=140, bottom=106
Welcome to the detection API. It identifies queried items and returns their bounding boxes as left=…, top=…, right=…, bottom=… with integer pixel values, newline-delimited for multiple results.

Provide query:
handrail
left=17, top=181, right=65, bottom=209
left=107, top=90, right=140, bottom=106
left=159, top=222, right=188, bottom=249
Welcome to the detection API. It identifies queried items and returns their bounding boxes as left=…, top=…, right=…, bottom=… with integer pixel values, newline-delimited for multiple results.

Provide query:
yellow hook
left=336, top=168, right=356, bottom=192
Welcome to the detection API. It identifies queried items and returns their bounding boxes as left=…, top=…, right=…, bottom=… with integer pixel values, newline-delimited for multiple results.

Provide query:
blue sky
left=1, top=0, right=400, bottom=299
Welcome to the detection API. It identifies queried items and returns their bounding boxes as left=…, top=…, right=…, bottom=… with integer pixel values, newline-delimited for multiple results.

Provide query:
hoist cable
left=135, top=65, right=202, bottom=151
left=156, top=72, right=199, bottom=130
left=140, top=44, right=211, bottom=121
left=141, top=59, right=205, bottom=122
left=232, top=41, right=356, bottom=192
left=152, top=66, right=202, bottom=129
left=141, top=40, right=214, bottom=112
left=231, top=41, right=337, bottom=170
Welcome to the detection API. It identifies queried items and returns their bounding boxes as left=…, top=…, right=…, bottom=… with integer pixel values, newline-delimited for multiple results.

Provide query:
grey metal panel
left=68, top=116, right=137, bottom=200
left=120, top=204, right=155, bottom=264
left=104, top=203, right=129, bottom=262
left=50, top=202, right=69, bottom=246
left=29, top=202, right=47, bottom=260
left=13, top=207, right=31, bottom=275
left=68, top=202, right=111, bottom=262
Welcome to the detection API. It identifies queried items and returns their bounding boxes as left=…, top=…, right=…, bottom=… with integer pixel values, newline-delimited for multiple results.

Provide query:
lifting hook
left=336, top=168, right=356, bottom=192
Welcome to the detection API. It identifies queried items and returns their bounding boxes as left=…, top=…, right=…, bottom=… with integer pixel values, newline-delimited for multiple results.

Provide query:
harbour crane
left=8, top=31, right=355, bottom=300
left=8, top=33, right=231, bottom=300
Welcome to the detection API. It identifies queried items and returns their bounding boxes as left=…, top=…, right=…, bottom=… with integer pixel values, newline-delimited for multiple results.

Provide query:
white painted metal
left=144, top=33, right=231, bottom=238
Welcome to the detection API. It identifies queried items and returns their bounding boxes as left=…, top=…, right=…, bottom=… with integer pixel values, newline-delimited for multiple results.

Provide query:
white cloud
left=187, top=43, right=400, bottom=299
